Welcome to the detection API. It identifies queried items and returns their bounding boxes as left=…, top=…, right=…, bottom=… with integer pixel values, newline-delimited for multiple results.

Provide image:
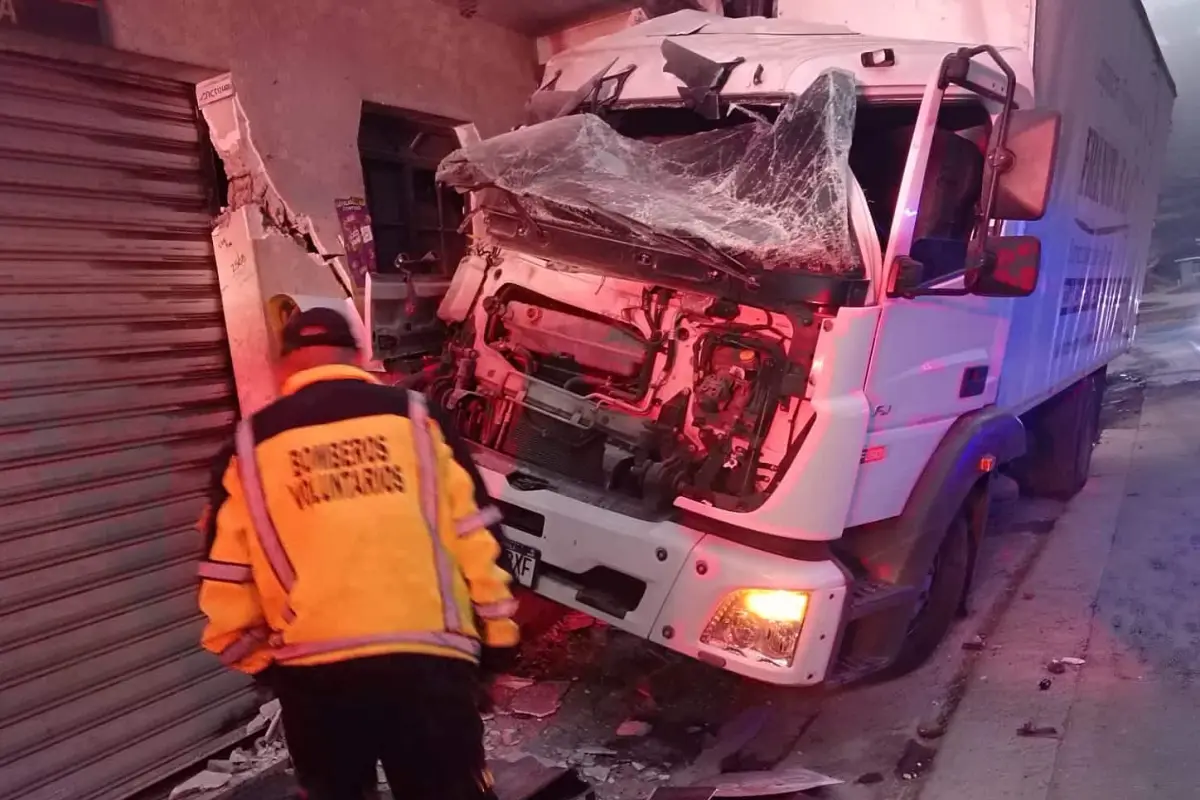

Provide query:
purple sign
left=334, top=197, right=377, bottom=288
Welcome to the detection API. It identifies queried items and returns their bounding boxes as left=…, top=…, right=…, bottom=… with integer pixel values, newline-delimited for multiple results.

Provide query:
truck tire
left=1015, top=374, right=1102, bottom=500
left=885, top=510, right=972, bottom=678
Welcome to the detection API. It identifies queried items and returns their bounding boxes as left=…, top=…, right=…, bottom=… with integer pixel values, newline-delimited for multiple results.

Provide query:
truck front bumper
left=480, top=466, right=849, bottom=686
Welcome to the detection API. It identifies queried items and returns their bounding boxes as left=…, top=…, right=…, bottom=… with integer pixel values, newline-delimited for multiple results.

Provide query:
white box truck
left=368, top=1, right=1174, bottom=685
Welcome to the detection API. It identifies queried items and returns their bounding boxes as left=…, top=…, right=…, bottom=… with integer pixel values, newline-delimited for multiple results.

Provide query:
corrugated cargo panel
left=0, top=50, right=256, bottom=800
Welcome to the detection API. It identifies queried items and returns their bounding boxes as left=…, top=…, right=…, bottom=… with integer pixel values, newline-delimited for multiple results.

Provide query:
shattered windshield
left=437, top=69, right=860, bottom=277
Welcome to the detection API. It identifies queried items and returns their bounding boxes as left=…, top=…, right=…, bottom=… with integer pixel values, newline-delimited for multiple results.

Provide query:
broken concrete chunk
left=616, top=719, right=653, bottom=737
left=582, top=765, right=611, bottom=782
left=510, top=681, right=569, bottom=719
left=494, top=674, right=537, bottom=691
left=245, top=698, right=282, bottom=736
left=169, top=770, right=232, bottom=799
left=1061, top=656, right=1086, bottom=666
left=711, top=766, right=843, bottom=796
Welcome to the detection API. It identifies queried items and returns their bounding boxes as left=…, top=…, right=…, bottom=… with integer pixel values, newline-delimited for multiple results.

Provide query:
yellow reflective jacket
left=197, top=364, right=518, bottom=673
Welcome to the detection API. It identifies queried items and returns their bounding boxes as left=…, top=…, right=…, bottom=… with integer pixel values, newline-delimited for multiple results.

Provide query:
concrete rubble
left=168, top=700, right=289, bottom=800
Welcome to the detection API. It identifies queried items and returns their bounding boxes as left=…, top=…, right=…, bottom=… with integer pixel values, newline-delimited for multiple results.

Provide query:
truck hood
left=436, top=68, right=862, bottom=281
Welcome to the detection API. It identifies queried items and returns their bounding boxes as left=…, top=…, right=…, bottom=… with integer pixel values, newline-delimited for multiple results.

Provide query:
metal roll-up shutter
left=0, top=51, right=255, bottom=800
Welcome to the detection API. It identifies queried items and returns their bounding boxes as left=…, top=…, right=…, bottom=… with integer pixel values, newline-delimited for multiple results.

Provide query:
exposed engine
left=405, top=252, right=821, bottom=515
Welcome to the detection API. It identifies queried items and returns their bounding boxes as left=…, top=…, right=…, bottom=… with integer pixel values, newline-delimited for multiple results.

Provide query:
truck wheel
left=885, top=511, right=972, bottom=678
left=1016, top=375, right=1102, bottom=500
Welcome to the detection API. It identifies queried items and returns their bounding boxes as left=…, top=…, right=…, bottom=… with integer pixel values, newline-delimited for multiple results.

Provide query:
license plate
left=501, top=540, right=540, bottom=589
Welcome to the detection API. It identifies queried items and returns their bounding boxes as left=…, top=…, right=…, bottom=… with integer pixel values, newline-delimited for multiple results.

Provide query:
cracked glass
left=437, top=69, right=860, bottom=276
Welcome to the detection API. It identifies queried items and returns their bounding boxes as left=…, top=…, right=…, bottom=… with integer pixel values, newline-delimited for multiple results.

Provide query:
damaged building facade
left=0, top=1, right=710, bottom=798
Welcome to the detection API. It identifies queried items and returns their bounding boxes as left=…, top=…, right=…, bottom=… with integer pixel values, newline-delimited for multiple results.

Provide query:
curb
left=890, top=524, right=1056, bottom=798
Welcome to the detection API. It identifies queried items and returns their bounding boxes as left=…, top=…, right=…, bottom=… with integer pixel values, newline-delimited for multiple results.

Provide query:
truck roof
left=543, top=10, right=1028, bottom=104
left=1131, top=0, right=1177, bottom=97
left=544, top=6, right=1175, bottom=104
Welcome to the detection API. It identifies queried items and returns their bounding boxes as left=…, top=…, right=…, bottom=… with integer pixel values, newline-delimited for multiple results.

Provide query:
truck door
left=850, top=53, right=1035, bottom=526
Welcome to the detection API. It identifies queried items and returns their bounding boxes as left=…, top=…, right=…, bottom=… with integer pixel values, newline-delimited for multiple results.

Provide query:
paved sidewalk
left=920, top=380, right=1200, bottom=800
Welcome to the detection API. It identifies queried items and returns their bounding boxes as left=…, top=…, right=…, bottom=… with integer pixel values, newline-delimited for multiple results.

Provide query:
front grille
left=501, top=408, right=606, bottom=485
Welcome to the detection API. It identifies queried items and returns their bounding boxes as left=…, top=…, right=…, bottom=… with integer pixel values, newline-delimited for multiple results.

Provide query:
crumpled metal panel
left=0, top=50, right=254, bottom=800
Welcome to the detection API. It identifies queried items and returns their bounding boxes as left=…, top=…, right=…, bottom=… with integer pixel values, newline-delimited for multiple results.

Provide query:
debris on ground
left=896, top=739, right=937, bottom=780
left=1046, top=660, right=1067, bottom=674
left=168, top=698, right=292, bottom=799
left=709, top=766, right=843, bottom=796
left=577, top=746, right=619, bottom=757
left=582, top=764, right=612, bottom=783
left=510, top=681, right=571, bottom=719
left=962, top=635, right=987, bottom=651
left=616, top=719, right=654, bottom=738
left=1060, top=657, right=1086, bottom=667
left=168, top=770, right=232, bottom=799
left=1038, top=678, right=1053, bottom=691
left=1016, top=722, right=1059, bottom=739
left=490, top=756, right=592, bottom=800
left=648, top=788, right=717, bottom=799
left=244, top=699, right=281, bottom=736
left=561, top=611, right=597, bottom=632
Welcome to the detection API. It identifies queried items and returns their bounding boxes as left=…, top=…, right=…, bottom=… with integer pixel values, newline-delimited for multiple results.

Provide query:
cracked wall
left=97, top=0, right=539, bottom=413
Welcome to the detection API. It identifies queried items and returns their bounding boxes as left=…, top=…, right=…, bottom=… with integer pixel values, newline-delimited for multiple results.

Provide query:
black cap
left=279, top=307, right=360, bottom=356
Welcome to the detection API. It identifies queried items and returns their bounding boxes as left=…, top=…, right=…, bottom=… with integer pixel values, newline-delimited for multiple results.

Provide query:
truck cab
left=368, top=10, right=1073, bottom=685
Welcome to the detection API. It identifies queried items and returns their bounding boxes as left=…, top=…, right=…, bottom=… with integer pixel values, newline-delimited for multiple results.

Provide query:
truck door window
left=850, top=101, right=990, bottom=284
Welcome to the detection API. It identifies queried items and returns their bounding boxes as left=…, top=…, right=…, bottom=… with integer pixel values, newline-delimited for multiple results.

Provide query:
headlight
left=699, top=589, right=809, bottom=667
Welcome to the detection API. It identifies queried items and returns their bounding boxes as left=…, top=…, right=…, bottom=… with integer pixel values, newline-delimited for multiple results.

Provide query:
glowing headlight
left=699, top=589, right=809, bottom=667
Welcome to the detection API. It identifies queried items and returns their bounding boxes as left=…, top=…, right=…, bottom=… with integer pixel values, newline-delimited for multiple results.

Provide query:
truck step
left=845, top=579, right=919, bottom=622
left=827, top=655, right=892, bottom=686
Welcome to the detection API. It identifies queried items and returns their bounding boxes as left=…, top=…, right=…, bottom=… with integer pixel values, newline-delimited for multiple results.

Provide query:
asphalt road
left=919, top=293, right=1200, bottom=799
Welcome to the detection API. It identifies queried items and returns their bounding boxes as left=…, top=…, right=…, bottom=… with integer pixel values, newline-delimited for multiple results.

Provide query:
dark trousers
left=270, top=653, right=497, bottom=800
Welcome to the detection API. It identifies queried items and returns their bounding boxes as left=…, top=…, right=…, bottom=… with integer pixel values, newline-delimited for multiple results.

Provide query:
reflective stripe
left=455, top=505, right=503, bottom=537
left=407, top=392, right=439, bottom=534
left=273, top=630, right=481, bottom=662
left=474, top=597, right=519, bottom=620
left=408, top=391, right=463, bottom=632
left=198, top=561, right=253, bottom=583
left=235, top=420, right=297, bottom=592
left=219, top=626, right=269, bottom=667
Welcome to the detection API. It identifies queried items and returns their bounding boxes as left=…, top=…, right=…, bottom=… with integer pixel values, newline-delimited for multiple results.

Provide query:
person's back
left=197, top=307, right=516, bottom=799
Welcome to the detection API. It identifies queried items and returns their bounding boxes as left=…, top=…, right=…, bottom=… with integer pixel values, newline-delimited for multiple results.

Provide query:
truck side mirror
left=992, top=109, right=1062, bottom=221
left=967, top=235, right=1040, bottom=297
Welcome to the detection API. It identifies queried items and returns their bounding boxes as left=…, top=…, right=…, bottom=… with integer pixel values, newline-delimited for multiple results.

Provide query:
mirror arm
left=939, top=45, right=1021, bottom=266
left=897, top=285, right=972, bottom=299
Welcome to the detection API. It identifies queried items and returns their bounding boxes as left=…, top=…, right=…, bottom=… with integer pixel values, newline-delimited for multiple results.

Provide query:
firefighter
left=197, top=307, right=517, bottom=800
